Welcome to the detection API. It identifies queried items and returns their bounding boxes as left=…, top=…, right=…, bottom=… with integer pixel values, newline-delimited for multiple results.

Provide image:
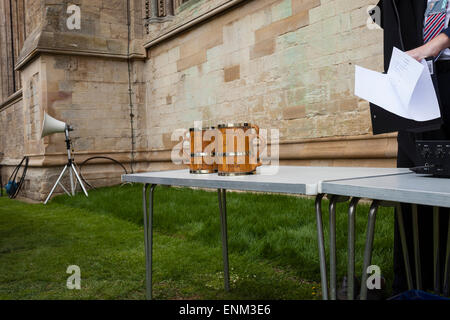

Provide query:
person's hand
left=406, top=33, right=450, bottom=61
left=406, top=45, right=436, bottom=61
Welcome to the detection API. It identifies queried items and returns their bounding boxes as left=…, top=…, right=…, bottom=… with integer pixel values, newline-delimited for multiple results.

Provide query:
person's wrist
left=428, top=41, right=441, bottom=57
left=428, top=33, right=450, bottom=57
left=440, top=32, right=450, bottom=49
left=406, top=34, right=450, bottom=61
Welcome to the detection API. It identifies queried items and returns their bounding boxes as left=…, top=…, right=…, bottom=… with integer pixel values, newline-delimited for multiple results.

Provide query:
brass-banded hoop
left=190, top=169, right=216, bottom=174
left=216, top=152, right=250, bottom=157
left=189, top=126, right=218, bottom=174
left=217, top=122, right=262, bottom=176
left=217, top=123, right=252, bottom=129
left=191, top=152, right=217, bottom=157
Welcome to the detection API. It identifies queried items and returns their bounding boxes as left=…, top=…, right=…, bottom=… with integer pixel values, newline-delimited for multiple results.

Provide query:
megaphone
left=40, top=112, right=87, bottom=204
left=41, top=113, right=68, bottom=138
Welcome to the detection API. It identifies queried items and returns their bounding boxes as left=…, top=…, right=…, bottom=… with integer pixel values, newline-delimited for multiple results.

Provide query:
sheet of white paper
left=354, top=47, right=441, bottom=122
left=354, top=65, right=409, bottom=118
left=387, top=48, right=424, bottom=108
left=407, top=60, right=441, bottom=120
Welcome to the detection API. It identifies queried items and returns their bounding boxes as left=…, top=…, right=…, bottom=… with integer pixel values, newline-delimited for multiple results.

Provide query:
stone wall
left=16, top=54, right=147, bottom=201
left=0, top=0, right=398, bottom=201
left=23, top=0, right=42, bottom=36
left=144, top=0, right=395, bottom=168
left=1, top=0, right=148, bottom=201
left=37, top=54, right=146, bottom=156
left=0, top=0, right=23, bottom=99
left=0, top=95, right=24, bottom=162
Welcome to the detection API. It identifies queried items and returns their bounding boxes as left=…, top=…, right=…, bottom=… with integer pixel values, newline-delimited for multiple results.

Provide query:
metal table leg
left=433, top=207, right=441, bottom=293
left=329, top=195, right=338, bottom=300
left=143, top=185, right=149, bottom=298
left=356, top=201, right=411, bottom=299
left=328, top=195, right=350, bottom=300
left=397, top=204, right=414, bottom=291
left=315, top=194, right=328, bottom=300
left=360, top=200, right=380, bottom=300
left=347, top=197, right=360, bottom=300
left=143, top=184, right=157, bottom=300
left=218, top=188, right=230, bottom=291
left=412, top=204, right=422, bottom=290
left=444, top=215, right=450, bottom=296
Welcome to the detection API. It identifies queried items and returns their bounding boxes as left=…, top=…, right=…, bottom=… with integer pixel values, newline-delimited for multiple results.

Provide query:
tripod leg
left=68, top=165, right=75, bottom=196
left=71, top=164, right=88, bottom=197
left=58, top=181, right=71, bottom=196
left=44, top=165, right=68, bottom=205
left=73, top=173, right=78, bottom=191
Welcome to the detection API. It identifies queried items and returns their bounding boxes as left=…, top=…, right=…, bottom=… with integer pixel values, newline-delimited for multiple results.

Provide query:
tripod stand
left=44, top=127, right=88, bottom=204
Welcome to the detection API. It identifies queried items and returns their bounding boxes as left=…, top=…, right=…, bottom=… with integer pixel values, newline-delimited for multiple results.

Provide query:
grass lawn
left=0, top=184, right=395, bottom=300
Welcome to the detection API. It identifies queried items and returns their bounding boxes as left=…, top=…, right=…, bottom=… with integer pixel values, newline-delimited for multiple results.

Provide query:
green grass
left=0, top=184, right=395, bottom=300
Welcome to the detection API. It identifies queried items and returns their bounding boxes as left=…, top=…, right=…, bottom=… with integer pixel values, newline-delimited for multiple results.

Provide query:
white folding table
left=322, top=174, right=450, bottom=299
left=122, top=166, right=411, bottom=300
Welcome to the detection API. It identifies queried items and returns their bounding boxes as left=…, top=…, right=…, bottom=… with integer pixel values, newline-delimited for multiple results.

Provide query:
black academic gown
left=371, top=0, right=443, bottom=135
left=376, top=0, right=427, bottom=69
left=374, top=0, right=450, bottom=295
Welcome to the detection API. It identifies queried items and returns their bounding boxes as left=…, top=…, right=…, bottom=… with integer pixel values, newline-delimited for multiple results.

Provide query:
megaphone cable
left=77, top=156, right=129, bottom=190
left=68, top=138, right=129, bottom=191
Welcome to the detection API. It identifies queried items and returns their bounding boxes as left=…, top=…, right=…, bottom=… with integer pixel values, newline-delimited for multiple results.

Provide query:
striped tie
left=424, top=3, right=449, bottom=43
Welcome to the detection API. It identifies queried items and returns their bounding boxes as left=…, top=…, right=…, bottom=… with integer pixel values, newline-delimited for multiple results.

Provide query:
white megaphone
left=40, top=113, right=87, bottom=204
left=41, top=113, right=69, bottom=138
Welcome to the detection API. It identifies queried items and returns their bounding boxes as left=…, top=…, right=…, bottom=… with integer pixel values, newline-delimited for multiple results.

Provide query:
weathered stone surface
left=250, top=38, right=276, bottom=60
left=254, top=10, right=309, bottom=43
left=176, top=50, right=207, bottom=72
left=145, top=0, right=384, bottom=148
left=0, top=0, right=392, bottom=201
left=283, top=105, right=306, bottom=120
left=224, top=65, right=240, bottom=82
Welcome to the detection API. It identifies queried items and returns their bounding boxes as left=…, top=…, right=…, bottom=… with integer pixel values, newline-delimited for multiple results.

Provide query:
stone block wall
left=143, top=0, right=394, bottom=168
left=25, top=0, right=42, bottom=35
left=0, top=0, right=148, bottom=201
left=0, top=97, right=24, bottom=162
left=38, top=54, right=147, bottom=156
left=0, top=0, right=398, bottom=201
